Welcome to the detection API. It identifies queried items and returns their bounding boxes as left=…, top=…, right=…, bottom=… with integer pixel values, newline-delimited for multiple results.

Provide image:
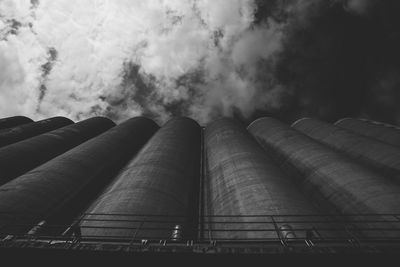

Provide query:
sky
left=0, top=0, right=399, bottom=126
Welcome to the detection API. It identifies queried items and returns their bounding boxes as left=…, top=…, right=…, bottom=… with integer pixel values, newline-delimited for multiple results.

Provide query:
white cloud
left=0, top=0, right=287, bottom=124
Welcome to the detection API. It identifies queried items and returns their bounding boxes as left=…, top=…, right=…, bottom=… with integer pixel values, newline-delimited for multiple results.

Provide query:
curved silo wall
left=335, top=118, right=400, bottom=147
left=0, top=117, right=73, bottom=148
left=0, top=116, right=33, bottom=130
left=204, top=118, right=333, bottom=241
left=0, top=117, right=159, bottom=236
left=80, top=117, right=201, bottom=241
left=292, top=118, right=400, bottom=180
left=248, top=117, right=400, bottom=238
left=0, top=117, right=115, bottom=186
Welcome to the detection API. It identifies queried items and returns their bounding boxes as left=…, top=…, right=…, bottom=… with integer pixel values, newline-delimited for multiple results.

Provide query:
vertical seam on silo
left=198, top=126, right=205, bottom=241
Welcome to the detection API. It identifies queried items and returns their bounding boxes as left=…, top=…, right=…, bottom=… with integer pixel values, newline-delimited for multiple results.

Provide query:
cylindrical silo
left=248, top=117, right=400, bottom=238
left=335, top=118, right=400, bottom=147
left=0, top=116, right=33, bottom=130
left=292, top=118, right=400, bottom=180
left=0, top=117, right=115, bottom=186
left=204, top=118, right=334, bottom=241
left=0, top=116, right=73, bottom=148
left=80, top=117, right=201, bottom=241
left=0, top=117, right=159, bottom=236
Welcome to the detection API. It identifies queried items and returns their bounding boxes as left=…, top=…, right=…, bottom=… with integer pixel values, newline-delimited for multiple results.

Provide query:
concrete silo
left=204, top=118, right=334, bottom=242
left=0, top=117, right=114, bottom=186
left=0, top=116, right=33, bottom=130
left=335, top=118, right=400, bottom=147
left=0, top=117, right=73, bottom=148
left=80, top=117, right=201, bottom=241
left=248, top=117, right=400, bottom=238
left=292, top=118, right=400, bottom=180
left=0, top=117, right=158, bottom=236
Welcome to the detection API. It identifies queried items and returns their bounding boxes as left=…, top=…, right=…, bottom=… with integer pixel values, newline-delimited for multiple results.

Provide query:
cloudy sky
left=1, top=0, right=399, bottom=125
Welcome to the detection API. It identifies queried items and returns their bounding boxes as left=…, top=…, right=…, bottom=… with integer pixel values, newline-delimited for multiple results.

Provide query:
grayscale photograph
left=0, top=0, right=399, bottom=263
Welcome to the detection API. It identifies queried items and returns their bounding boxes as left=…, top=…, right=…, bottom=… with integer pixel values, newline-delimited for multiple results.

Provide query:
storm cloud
left=1, top=0, right=400, bottom=125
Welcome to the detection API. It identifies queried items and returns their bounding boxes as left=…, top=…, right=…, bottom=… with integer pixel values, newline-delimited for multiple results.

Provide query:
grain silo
left=80, top=117, right=201, bottom=241
left=0, top=116, right=73, bottom=148
left=248, top=117, right=400, bottom=239
left=335, top=118, right=400, bottom=147
left=204, top=118, right=336, bottom=242
left=0, top=117, right=114, bottom=186
left=292, top=118, right=400, bottom=180
left=0, top=117, right=158, bottom=236
left=0, top=116, right=33, bottom=130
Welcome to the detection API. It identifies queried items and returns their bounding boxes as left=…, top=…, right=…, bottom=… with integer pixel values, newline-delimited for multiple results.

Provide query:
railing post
left=207, top=216, right=213, bottom=243
left=171, top=224, right=183, bottom=242
left=271, top=216, right=286, bottom=247
left=62, top=213, right=84, bottom=246
left=26, top=220, right=46, bottom=240
left=130, top=220, right=144, bottom=246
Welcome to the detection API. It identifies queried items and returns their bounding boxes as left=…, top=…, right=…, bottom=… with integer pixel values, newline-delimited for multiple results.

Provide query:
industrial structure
left=0, top=115, right=400, bottom=255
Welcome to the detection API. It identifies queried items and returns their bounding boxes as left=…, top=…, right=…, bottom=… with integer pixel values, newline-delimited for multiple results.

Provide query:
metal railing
left=1, top=213, right=400, bottom=252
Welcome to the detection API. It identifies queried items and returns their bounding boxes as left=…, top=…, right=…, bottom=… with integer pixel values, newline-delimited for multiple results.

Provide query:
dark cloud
left=38, top=47, right=58, bottom=107
left=249, top=0, right=400, bottom=125
left=102, top=62, right=204, bottom=124
left=0, top=19, right=22, bottom=40
left=31, top=0, right=40, bottom=8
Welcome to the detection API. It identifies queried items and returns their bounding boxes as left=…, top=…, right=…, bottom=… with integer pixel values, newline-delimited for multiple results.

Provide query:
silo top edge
left=246, top=117, right=276, bottom=130
left=334, top=117, right=354, bottom=125
left=290, top=117, right=314, bottom=127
